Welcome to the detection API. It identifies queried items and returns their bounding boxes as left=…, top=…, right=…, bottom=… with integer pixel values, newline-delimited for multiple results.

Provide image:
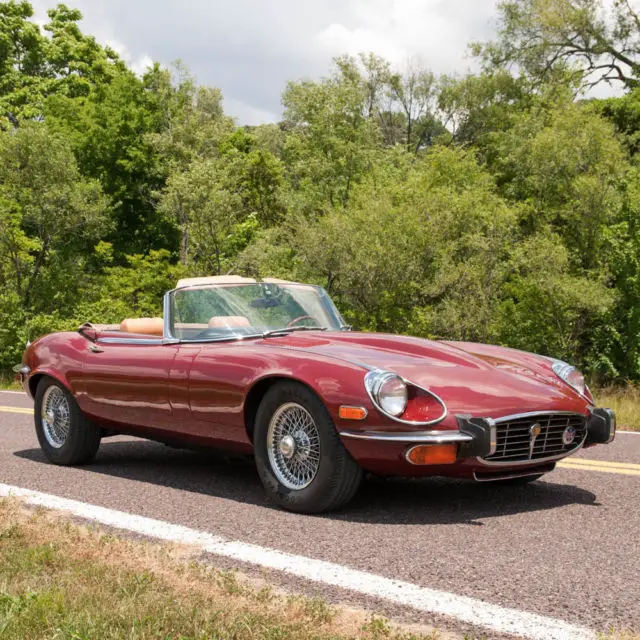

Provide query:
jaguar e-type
left=16, top=276, right=615, bottom=513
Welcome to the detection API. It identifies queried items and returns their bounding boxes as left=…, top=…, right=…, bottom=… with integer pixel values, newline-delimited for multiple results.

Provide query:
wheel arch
left=243, top=375, right=323, bottom=443
left=28, top=370, right=71, bottom=399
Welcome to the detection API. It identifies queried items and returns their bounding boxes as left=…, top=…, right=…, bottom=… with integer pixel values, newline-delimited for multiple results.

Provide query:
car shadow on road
left=14, top=439, right=601, bottom=526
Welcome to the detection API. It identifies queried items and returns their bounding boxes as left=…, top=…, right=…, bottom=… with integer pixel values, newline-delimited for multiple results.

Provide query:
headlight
left=365, top=371, right=408, bottom=417
left=552, top=360, right=586, bottom=396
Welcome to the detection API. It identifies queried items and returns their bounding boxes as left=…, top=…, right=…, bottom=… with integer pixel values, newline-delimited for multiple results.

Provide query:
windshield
left=168, top=283, right=346, bottom=341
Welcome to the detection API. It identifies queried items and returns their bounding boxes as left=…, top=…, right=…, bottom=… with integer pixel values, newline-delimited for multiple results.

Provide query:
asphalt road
left=1, top=389, right=639, bottom=638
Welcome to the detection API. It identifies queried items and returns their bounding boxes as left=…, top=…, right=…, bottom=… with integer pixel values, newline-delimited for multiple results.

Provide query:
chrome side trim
left=97, top=337, right=164, bottom=345
left=339, top=429, right=473, bottom=443
left=173, top=333, right=265, bottom=344
left=363, top=369, right=448, bottom=426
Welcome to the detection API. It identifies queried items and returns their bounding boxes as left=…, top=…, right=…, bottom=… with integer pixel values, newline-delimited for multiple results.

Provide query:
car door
left=80, top=335, right=177, bottom=431
left=183, top=342, right=254, bottom=450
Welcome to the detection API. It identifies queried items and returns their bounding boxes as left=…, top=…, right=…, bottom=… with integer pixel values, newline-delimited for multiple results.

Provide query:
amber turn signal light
left=406, top=444, right=458, bottom=465
left=338, top=405, right=368, bottom=420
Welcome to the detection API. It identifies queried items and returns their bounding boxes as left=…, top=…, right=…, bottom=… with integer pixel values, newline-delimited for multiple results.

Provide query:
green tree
left=244, top=146, right=518, bottom=341
left=45, top=69, right=175, bottom=256
left=145, top=62, right=234, bottom=174
left=0, top=123, right=109, bottom=307
left=590, top=166, right=640, bottom=379
left=438, top=70, right=526, bottom=148
left=497, top=232, right=611, bottom=363
left=475, top=0, right=640, bottom=90
left=0, top=1, right=125, bottom=127
left=389, top=59, right=442, bottom=152
left=489, top=100, right=626, bottom=271
left=282, top=61, right=381, bottom=214
left=159, top=158, right=242, bottom=274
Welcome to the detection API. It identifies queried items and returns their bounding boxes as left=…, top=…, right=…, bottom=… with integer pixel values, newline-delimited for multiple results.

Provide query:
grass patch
left=0, top=375, right=22, bottom=391
left=593, top=386, right=640, bottom=431
left=0, top=499, right=443, bottom=640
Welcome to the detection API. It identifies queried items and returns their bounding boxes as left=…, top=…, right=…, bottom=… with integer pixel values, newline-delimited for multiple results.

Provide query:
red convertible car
left=16, top=276, right=615, bottom=513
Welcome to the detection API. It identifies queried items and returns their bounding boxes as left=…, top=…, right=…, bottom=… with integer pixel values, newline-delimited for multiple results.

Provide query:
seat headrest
left=208, top=316, right=251, bottom=329
left=120, top=318, right=164, bottom=336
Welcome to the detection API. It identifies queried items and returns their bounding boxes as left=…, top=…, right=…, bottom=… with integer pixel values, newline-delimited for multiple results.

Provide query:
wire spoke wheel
left=41, top=385, right=71, bottom=449
left=267, top=402, right=321, bottom=490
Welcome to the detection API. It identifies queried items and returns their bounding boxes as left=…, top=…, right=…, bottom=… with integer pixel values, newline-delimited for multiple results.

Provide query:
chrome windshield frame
left=162, top=281, right=347, bottom=344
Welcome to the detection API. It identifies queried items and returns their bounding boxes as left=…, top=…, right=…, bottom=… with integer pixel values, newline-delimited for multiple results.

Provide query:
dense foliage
left=3, top=0, right=640, bottom=382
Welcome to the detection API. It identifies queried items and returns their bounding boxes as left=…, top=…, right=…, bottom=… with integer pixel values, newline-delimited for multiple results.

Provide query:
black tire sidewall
left=34, top=377, right=98, bottom=465
left=254, top=382, right=359, bottom=513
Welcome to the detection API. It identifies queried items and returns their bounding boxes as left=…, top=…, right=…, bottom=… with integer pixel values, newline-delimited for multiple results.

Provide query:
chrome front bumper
left=339, top=408, right=616, bottom=463
left=339, top=415, right=498, bottom=457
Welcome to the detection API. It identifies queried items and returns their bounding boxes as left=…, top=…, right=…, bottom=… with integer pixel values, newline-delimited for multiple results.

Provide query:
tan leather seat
left=120, top=318, right=164, bottom=336
left=208, top=316, right=251, bottom=329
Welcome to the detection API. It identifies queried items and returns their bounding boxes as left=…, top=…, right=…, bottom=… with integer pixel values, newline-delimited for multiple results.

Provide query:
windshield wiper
left=262, top=326, right=329, bottom=338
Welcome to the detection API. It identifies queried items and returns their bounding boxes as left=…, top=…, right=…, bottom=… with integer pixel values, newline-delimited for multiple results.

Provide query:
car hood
left=261, top=331, right=589, bottom=417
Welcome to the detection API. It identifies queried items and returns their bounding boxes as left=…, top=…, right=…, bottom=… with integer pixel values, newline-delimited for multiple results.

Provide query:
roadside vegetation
left=0, top=376, right=21, bottom=391
left=593, top=387, right=640, bottom=432
left=0, top=498, right=443, bottom=640
left=2, top=0, right=640, bottom=394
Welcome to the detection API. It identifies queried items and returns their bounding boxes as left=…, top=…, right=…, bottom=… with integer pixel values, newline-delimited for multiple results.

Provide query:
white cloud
left=28, top=0, right=499, bottom=123
left=223, top=98, right=279, bottom=127
left=130, top=54, right=154, bottom=77
left=103, top=39, right=153, bottom=77
left=317, top=24, right=407, bottom=65
left=315, top=0, right=495, bottom=74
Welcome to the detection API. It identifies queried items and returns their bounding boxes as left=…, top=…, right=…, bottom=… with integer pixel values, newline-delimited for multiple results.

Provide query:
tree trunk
left=24, top=238, right=49, bottom=307
left=176, top=193, right=189, bottom=265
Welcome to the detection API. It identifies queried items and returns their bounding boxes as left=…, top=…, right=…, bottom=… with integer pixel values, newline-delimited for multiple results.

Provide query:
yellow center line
left=557, top=461, right=640, bottom=477
left=0, top=405, right=33, bottom=415
left=562, top=458, right=640, bottom=471
left=0, top=403, right=639, bottom=478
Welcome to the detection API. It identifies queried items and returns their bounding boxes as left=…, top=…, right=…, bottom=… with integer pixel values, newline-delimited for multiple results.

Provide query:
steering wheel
left=287, top=315, right=315, bottom=327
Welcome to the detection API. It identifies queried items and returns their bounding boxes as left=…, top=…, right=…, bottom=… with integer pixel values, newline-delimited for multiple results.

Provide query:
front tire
left=34, top=377, right=101, bottom=465
left=254, top=381, right=363, bottom=513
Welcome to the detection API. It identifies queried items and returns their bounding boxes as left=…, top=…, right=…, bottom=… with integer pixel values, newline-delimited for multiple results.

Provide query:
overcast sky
left=30, top=0, right=500, bottom=125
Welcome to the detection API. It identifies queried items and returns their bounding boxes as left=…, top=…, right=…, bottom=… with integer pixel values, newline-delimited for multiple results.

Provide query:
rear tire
left=253, top=381, right=363, bottom=513
left=34, top=377, right=101, bottom=465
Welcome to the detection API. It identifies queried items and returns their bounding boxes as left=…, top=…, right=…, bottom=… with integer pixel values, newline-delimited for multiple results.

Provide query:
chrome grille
left=484, top=413, right=587, bottom=463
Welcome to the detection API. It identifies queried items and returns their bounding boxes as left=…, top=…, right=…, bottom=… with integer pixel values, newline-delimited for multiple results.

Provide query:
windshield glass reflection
left=169, top=282, right=345, bottom=341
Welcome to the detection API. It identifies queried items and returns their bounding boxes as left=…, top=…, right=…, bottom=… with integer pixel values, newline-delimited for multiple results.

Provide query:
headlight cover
left=552, top=360, right=586, bottom=396
left=365, top=371, right=408, bottom=417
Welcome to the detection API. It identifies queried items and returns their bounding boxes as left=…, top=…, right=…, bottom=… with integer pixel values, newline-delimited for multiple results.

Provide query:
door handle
left=89, top=344, right=104, bottom=353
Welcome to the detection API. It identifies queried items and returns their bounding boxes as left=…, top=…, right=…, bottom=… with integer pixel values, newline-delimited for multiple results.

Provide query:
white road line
left=0, top=483, right=594, bottom=640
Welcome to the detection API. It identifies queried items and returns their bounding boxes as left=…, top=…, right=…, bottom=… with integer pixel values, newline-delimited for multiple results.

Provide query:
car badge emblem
left=562, top=425, right=576, bottom=446
left=529, top=423, right=542, bottom=459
